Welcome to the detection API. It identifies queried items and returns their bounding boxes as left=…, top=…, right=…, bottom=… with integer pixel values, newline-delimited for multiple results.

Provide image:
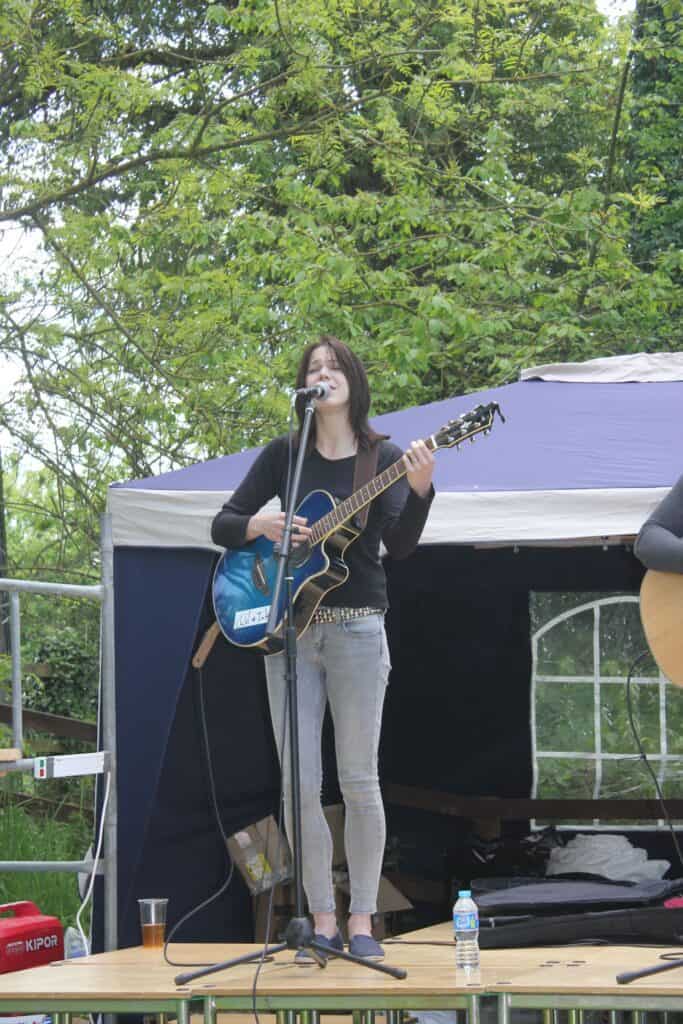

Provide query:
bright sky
left=0, top=224, right=47, bottom=456
left=596, top=0, right=636, bottom=16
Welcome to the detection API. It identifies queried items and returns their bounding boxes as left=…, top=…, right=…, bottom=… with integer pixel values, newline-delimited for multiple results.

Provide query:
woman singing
left=211, top=336, right=435, bottom=960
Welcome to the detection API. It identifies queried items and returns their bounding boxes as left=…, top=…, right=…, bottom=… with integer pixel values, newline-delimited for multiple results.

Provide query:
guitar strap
left=352, top=440, right=380, bottom=531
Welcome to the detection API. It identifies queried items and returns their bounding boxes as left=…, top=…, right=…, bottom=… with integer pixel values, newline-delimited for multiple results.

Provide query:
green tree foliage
left=0, top=456, right=99, bottom=721
left=0, top=0, right=681, bottom=564
left=2, top=454, right=98, bottom=577
left=627, top=0, right=683, bottom=272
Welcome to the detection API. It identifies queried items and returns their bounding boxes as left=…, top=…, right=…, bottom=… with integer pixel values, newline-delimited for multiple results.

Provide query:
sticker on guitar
left=234, top=605, right=271, bottom=630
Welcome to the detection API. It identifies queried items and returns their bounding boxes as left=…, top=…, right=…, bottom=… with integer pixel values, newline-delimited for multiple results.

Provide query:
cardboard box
left=246, top=805, right=412, bottom=942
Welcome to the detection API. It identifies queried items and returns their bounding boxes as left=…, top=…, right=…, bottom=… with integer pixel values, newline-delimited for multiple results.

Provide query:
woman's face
left=305, top=345, right=350, bottom=411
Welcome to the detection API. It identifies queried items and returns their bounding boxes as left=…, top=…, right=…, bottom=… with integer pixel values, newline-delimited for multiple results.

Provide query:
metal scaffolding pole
left=0, top=560, right=116, bottom=950
left=100, top=512, right=118, bottom=952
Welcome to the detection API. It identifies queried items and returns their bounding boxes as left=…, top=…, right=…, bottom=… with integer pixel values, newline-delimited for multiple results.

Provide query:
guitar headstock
left=432, top=402, right=505, bottom=450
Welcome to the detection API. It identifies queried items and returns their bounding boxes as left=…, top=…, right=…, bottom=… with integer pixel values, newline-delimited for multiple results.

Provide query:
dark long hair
left=294, top=335, right=386, bottom=450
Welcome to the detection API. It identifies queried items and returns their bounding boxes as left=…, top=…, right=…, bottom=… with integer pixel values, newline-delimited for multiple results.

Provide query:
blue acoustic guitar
left=212, top=402, right=503, bottom=653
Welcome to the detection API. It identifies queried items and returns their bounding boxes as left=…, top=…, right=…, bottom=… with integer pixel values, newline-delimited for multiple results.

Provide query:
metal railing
left=0, top=513, right=117, bottom=951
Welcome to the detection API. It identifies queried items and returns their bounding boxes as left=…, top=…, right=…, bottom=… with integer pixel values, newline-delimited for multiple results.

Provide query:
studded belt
left=311, top=606, right=384, bottom=625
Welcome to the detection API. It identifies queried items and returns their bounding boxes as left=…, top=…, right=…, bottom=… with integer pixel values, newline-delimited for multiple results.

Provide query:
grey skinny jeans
left=264, top=613, right=391, bottom=915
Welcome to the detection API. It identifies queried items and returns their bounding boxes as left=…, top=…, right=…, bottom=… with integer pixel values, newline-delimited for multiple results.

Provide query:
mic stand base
left=174, top=919, right=408, bottom=983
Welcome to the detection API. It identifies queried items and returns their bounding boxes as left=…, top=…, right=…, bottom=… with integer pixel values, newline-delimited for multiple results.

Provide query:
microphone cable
left=625, top=649, right=683, bottom=874
left=161, top=661, right=236, bottom=968
left=161, top=644, right=290, bottom=1024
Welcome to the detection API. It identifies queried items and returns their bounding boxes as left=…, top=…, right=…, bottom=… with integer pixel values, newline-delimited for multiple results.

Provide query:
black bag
left=475, top=876, right=683, bottom=915
left=479, top=905, right=683, bottom=948
left=474, top=875, right=683, bottom=948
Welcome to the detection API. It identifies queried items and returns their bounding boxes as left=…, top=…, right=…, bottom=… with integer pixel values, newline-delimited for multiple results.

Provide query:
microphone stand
left=176, top=395, right=406, bottom=984
left=617, top=958, right=683, bottom=985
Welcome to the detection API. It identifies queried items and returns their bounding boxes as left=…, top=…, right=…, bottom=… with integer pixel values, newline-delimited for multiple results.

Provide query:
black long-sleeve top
left=634, top=474, right=683, bottom=573
left=211, top=435, right=434, bottom=609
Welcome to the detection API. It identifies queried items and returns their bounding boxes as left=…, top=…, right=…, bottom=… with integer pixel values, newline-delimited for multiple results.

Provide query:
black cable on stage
left=161, top=663, right=236, bottom=968
left=616, top=648, right=683, bottom=987
left=161, top=662, right=289, bottom=983
left=624, top=649, right=683, bottom=874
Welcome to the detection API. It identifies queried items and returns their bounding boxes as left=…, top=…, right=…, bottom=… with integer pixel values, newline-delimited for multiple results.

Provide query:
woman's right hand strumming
left=246, top=510, right=311, bottom=546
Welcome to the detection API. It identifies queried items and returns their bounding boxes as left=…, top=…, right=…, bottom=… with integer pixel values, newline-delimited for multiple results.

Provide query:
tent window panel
left=599, top=602, right=656, bottom=677
left=529, top=590, right=679, bottom=827
left=601, top=684, right=661, bottom=755
left=600, top=756, right=657, bottom=799
left=662, top=773, right=683, bottom=809
left=666, top=690, right=683, bottom=755
left=536, top=681, right=594, bottom=752
left=536, top=756, right=595, bottom=799
left=535, top=609, right=595, bottom=676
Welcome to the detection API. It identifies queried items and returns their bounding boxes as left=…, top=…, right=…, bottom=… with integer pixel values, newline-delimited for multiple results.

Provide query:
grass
left=0, top=783, right=93, bottom=929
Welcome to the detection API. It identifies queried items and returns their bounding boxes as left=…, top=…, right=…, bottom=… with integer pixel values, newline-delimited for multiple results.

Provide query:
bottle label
left=454, top=912, right=478, bottom=930
left=245, top=853, right=271, bottom=883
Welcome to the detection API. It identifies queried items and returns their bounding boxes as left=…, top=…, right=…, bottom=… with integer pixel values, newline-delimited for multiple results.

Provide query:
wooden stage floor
left=1, top=922, right=683, bottom=1019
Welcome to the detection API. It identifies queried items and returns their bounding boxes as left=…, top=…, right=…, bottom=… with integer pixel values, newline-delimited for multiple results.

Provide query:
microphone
left=294, top=382, right=331, bottom=400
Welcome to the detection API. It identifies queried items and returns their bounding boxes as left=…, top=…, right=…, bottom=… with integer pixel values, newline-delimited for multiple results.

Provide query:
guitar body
left=640, top=569, right=683, bottom=687
left=212, top=489, right=360, bottom=653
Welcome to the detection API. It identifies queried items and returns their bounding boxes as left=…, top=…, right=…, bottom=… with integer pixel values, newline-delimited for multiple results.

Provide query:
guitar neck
left=309, top=436, right=437, bottom=544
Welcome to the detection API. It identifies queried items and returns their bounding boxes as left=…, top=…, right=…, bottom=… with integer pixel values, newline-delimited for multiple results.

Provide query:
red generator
left=0, top=902, right=64, bottom=974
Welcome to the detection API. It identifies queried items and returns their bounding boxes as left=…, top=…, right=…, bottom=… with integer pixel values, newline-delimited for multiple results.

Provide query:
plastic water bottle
left=233, top=830, right=272, bottom=893
left=64, top=926, right=88, bottom=958
left=453, top=889, right=480, bottom=972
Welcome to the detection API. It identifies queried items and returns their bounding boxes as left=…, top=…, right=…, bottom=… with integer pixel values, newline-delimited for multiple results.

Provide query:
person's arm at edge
left=634, top=474, right=683, bottom=574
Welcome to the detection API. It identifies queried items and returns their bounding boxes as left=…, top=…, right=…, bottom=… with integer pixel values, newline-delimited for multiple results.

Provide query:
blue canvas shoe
left=294, top=930, right=344, bottom=964
left=348, top=933, right=385, bottom=961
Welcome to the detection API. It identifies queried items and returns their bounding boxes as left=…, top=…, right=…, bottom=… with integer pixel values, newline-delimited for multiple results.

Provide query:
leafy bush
left=23, top=628, right=98, bottom=723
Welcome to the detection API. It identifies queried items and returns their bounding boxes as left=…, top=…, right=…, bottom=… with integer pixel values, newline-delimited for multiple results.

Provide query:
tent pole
left=101, top=512, right=118, bottom=951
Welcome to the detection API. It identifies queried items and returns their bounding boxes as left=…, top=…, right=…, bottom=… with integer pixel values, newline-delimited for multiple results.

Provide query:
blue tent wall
left=105, top=546, right=280, bottom=949
left=98, top=534, right=649, bottom=952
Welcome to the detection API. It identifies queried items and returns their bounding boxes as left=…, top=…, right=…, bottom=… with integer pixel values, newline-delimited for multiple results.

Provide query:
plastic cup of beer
left=138, top=898, right=168, bottom=948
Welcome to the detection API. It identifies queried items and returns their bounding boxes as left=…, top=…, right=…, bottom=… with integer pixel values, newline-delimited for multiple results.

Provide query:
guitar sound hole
left=289, top=540, right=312, bottom=569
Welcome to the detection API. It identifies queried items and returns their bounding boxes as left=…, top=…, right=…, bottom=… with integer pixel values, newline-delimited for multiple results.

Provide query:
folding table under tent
left=101, top=352, right=683, bottom=950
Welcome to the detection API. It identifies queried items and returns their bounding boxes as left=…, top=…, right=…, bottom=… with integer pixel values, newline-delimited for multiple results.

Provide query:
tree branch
left=1, top=104, right=359, bottom=222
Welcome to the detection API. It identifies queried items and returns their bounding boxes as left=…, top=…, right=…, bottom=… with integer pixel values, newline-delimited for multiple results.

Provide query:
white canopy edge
left=521, top=351, right=683, bottom=383
left=107, top=485, right=668, bottom=550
